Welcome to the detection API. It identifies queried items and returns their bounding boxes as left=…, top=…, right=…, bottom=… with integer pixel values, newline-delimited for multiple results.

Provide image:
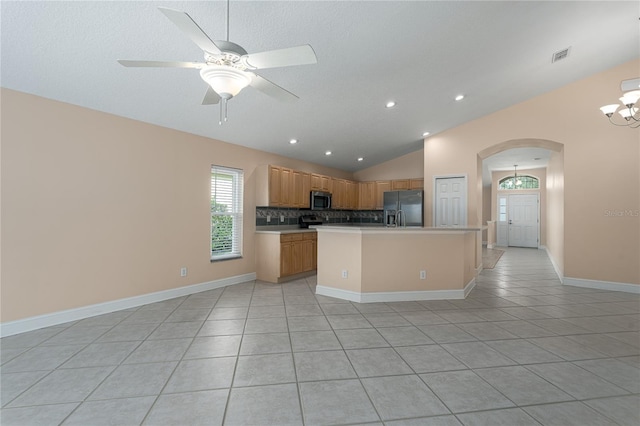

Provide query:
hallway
left=1, top=248, right=639, bottom=425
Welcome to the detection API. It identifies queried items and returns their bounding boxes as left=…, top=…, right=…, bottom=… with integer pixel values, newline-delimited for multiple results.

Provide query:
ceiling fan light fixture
left=200, top=66, right=251, bottom=99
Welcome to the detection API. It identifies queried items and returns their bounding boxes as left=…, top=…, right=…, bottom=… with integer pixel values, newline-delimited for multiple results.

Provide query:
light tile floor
left=1, top=248, right=639, bottom=425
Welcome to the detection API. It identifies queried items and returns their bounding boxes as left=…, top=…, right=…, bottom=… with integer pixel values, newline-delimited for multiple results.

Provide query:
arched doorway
left=477, top=139, right=565, bottom=277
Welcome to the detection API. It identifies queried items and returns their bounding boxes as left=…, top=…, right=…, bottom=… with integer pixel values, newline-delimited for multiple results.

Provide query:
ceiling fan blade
left=158, top=7, right=221, bottom=55
left=243, top=45, right=317, bottom=70
left=118, top=60, right=203, bottom=69
left=249, top=74, right=299, bottom=102
left=202, top=86, right=221, bottom=105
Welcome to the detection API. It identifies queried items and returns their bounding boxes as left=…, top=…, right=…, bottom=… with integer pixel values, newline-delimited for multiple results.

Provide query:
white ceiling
left=2, top=1, right=638, bottom=172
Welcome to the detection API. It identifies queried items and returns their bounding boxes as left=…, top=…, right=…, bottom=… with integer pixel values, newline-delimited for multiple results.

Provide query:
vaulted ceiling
left=2, top=1, right=638, bottom=172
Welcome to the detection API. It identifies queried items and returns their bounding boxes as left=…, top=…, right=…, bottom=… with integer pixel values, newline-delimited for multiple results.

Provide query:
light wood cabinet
left=254, top=232, right=317, bottom=282
left=302, top=233, right=317, bottom=272
left=268, top=166, right=282, bottom=206
left=358, top=181, right=376, bottom=210
left=331, top=178, right=347, bottom=209
left=311, top=173, right=332, bottom=192
left=409, top=178, right=424, bottom=190
left=257, top=165, right=310, bottom=208
left=280, top=167, right=292, bottom=206
left=375, top=180, right=392, bottom=209
left=392, top=179, right=410, bottom=190
left=346, top=180, right=358, bottom=210
left=292, top=170, right=310, bottom=208
left=280, top=233, right=304, bottom=277
left=257, top=164, right=422, bottom=210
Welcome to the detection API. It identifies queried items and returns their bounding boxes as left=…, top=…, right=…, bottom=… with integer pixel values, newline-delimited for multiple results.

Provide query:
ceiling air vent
left=552, top=47, right=571, bottom=63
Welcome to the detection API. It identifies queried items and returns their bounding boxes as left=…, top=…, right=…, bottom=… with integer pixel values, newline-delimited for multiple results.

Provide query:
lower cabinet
left=281, top=233, right=317, bottom=277
left=256, top=231, right=317, bottom=283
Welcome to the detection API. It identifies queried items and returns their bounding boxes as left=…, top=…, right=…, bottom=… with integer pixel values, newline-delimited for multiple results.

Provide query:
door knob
left=509, top=220, right=512, bottom=225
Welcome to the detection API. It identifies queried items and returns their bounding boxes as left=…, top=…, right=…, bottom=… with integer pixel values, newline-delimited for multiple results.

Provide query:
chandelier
left=506, top=165, right=522, bottom=188
left=599, top=78, right=640, bottom=128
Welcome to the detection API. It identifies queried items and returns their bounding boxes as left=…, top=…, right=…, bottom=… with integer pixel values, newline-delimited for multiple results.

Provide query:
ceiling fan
left=118, top=4, right=317, bottom=124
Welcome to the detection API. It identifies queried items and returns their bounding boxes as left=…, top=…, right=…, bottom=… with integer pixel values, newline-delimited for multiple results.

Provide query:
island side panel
left=360, top=232, right=466, bottom=293
left=255, top=233, right=281, bottom=283
left=316, top=231, right=363, bottom=293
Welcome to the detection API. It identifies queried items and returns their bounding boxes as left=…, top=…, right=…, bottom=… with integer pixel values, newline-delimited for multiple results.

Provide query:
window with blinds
left=211, top=165, right=243, bottom=261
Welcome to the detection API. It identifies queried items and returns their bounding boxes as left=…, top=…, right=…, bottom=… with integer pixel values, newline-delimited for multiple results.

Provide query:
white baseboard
left=0, top=273, right=256, bottom=338
left=540, top=245, right=564, bottom=283
left=563, top=277, right=640, bottom=294
left=316, top=278, right=476, bottom=303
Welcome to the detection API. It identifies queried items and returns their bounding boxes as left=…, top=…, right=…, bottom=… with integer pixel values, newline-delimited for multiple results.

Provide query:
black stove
left=298, top=214, right=323, bottom=229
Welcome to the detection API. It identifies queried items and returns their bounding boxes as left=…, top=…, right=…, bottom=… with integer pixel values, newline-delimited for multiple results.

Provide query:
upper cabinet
left=374, top=181, right=392, bottom=209
left=409, top=178, right=424, bottom=190
left=358, top=181, right=376, bottom=210
left=311, top=173, right=332, bottom=192
left=391, top=179, right=410, bottom=190
left=257, top=164, right=422, bottom=210
left=257, top=165, right=310, bottom=208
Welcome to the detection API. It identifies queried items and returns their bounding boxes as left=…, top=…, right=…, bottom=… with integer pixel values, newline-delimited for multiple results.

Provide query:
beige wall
left=353, top=149, right=423, bottom=181
left=546, top=148, right=565, bottom=277
left=490, top=167, right=547, bottom=246
left=423, top=59, right=639, bottom=285
left=0, top=89, right=352, bottom=322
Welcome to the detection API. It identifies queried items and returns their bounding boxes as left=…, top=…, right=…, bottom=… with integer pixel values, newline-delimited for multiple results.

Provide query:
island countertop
left=313, top=225, right=481, bottom=233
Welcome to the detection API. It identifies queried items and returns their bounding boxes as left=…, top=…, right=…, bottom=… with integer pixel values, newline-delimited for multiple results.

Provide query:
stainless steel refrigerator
left=383, top=190, right=424, bottom=227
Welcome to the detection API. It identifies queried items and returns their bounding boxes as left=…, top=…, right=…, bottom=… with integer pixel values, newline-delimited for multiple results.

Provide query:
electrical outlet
left=341, top=270, right=348, bottom=279
left=180, top=267, right=188, bottom=277
left=266, top=215, right=271, bottom=223
left=280, top=215, right=285, bottom=223
left=420, top=270, right=426, bottom=280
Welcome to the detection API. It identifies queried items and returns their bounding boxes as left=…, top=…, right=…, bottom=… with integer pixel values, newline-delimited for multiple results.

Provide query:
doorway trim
left=432, top=174, right=468, bottom=227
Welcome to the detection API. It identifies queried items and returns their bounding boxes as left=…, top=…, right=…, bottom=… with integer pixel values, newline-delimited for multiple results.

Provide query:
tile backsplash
left=256, top=206, right=383, bottom=227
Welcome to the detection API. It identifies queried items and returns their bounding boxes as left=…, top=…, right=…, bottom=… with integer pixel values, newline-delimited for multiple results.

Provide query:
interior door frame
left=432, top=174, right=468, bottom=227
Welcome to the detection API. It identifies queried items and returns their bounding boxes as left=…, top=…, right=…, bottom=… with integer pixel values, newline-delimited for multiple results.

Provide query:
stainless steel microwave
left=310, top=191, right=331, bottom=210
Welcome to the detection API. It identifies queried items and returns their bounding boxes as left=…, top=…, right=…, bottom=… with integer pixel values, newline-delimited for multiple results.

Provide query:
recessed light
left=325, top=151, right=332, bottom=156
left=455, top=94, right=465, bottom=101
left=357, top=157, right=364, bottom=162
left=385, top=101, right=396, bottom=108
left=422, top=132, right=430, bottom=137
left=289, top=139, right=298, bottom=144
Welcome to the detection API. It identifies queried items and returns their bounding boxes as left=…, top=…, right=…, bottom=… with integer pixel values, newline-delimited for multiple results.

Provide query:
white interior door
left=434, top=177, right=467, bottom=227
left=508, top=194, right=539, bottom=248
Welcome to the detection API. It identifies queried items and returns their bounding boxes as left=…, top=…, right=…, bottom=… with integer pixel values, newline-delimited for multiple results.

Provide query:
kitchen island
left=314, top=225, right=481, bottom=302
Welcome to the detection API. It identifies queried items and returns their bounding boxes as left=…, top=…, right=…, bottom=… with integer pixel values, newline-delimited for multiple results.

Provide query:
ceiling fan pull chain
left=219, top=97, right=229, bottom=125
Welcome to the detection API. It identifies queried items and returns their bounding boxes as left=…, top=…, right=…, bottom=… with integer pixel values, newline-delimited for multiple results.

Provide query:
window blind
left=211, top=165, right=243, bottom=260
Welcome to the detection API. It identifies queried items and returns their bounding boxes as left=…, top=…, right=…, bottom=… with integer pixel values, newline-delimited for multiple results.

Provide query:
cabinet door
left=302, top=239, right=314, bottom=272
left=321, top=175, right=332, bottom=192
left=310, top=174, right=322, bottom=191
left=280, top=167, right=292, bottom=207
left=292, top=240, right=304, bottom=274
left=346, top=180, right=358, bottom=209
left=375, top=181, right=391, bottom=209
left=301, top=172, right=311, bottom=208
left=292, top=170, right=304, bottom=208
left=332, top=178, right=346, bottom=209
left=269, top=166, right=282, bottom=206
left=358, top=181, right=375, bottom=210
left=392, top=179, right=410, bottom=190
left=280, top=242, right=293, bottom=276
left=409, top=178, right=424, bottom=190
